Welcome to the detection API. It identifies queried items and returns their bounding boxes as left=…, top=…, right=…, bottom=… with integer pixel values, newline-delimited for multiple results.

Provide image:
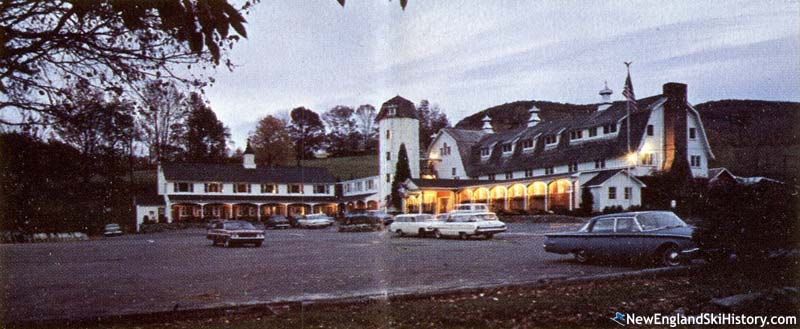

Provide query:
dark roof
left=244, top=142, right=254, bottom=154
left=453, top=94, right=665, bottom=177
left=168, top=195, right=339, bottom=203
left=162, top=163, right=337, bottom=183
left=408, top=178, right=487, bottom=189
left=135, top=194, right=165, bottom=206
left=584, top=169, right=623, bottom=186
left=439, top=128, right=486, bottom=170
left=376, top=95, right=417, bottom=122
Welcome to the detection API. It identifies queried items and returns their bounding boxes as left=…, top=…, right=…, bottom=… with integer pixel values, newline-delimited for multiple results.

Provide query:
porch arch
left=527, top=182, right=547, bottom=211
left=172, top=203, right=202, bottom=222
left=457, top=189, right=473, bottom=204
left=489, top=186, right=507, bottom=212
left=287, top=203, right=311, bottom=218
left=261, top=203, right=286, bottom=217
left=232, top=203, right=258, bottom=220
left=313, top=203, right=337, bottom=216
left=472, top=187, right=489, bottom=205
left=548, top=179, right=573, bottom=211
left=508, top=183, right=527, bottom=211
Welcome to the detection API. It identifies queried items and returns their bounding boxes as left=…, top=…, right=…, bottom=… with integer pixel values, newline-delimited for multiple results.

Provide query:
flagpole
left=624, top=62, right=632, bottom=209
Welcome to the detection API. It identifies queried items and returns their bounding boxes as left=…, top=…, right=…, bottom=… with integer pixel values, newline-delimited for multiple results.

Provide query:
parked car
left=206, top=219, right=225, bottom=230
left=338, top=214, right=384, bottom=232
left=207, top=220, right=264, bottom=247
left=543, top=211, right=696, bottom=266
left=103, top=223, right=123, bottom=237
left=297, top=213, right=334, bottom=229
left=389, top=214, right=440, bottom=237
left=430, top=212, right=507, bottom=239
left=367, top=210, right=394, bottom=225
left=264, top=215, right=291, bottom=229
left=450, top=203, right=489, bottom=214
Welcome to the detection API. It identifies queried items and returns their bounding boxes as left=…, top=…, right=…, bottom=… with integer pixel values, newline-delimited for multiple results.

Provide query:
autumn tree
left=288, top=107, right=325, bottom=162
left=355, top=104, right=378, bottom=153
left=417, top=100, right=450, bottom=149
left=139, top=81, right=189, bottom=164
left=250, top=115, right=295, bottom=166
left=182, top=93, right=229, bottom=163
left=322, top=105, right=360, bottom=157
left=0, top=0, right=253, bottom=126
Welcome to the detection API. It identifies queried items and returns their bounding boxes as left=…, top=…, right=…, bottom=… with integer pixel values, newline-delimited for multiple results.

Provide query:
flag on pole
left=622, top=62, right=638, bottom=111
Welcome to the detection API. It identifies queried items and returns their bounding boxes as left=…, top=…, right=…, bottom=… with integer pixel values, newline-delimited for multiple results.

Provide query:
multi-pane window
left=233, top=183, right=251, bottom=193
left=313, top=185, right=328, bottom=194
left=386, top=130, right=391, bottom=139
left=480, top=147, right=490, bottom=157
left=568, top=162, right=578, bottom=173
left=441, top=143, right=451, bottom=156
left=647, top=125, right=654, bottom=136
left=204, top=183, right=222, bottom=193
left=524, top=169, right=534, bottom=178
left=386, top=174, right=391, bottom=183
left=545, top=167, right=554, bottom=175
left=570, top=130, right=583, bottom=140
left=594, top=159, right=606, bottom=169
left=641, top=153, right=654, bottom=165
left=608, top=187, right=617, bottom=200
left=488, top=174, right=496, bottom=180
left=174, top=182, right=193, bottom=193
left=589, top=127, right=598, bottom=137
left=451, top=168, right=457, bottom=176
left=501, top=143, right=512, bottom=153
left=603, top=123, right=618, bottom=134
left=261, top=184, right=277, bottom=194
left=355, top=181, right=363, bottom=191
left=289, top=184, right=303, bottom=194
left=505, top=172, right=513, bottom=180
left=521, top=139, right=534, bottom=149
left=691, top=155, right=702, bottom=168
left=367, top=179, right=375, bottom=190
left=386, top=152, right=391, bottom=161
left=689, top=128, right=697, bottom=139
left=624, top=187, right=632, bottom=200
left=544, top=135, right=557, bottom=145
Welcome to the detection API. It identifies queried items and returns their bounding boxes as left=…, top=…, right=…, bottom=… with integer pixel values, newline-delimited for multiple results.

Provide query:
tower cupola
left=243, top=141, right=256, bottom=169
left=527, top=106, right=541, bottom=127
left=598, top=81, right=614, bottom=112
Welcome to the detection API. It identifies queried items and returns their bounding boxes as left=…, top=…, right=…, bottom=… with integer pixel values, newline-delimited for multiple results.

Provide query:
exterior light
left=626, top=152, right=638, bottom=164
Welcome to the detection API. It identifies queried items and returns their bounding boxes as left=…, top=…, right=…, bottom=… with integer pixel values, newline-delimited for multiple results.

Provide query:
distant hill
left=455, top=98, right=799, bottom=183
left=694, top=100, right=800, bottom=182
left=300, top=155, right=378, bottom=181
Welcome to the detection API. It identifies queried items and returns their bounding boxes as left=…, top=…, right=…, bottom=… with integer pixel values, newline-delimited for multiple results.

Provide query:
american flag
left=622, top=63, right=638, bottom=111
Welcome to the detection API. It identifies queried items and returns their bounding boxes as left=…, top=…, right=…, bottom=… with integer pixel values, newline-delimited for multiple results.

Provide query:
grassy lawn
left=26, top=261, right=797, bottom=329
left=300, top=155, right=378, bottom=180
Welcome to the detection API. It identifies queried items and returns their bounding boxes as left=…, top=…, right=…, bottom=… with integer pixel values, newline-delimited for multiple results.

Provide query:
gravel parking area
left=0, top=223, right=630, bottom=322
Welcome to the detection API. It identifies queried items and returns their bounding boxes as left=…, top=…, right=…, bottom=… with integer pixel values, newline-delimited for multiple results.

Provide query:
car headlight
left=257, top=234, right=264, bottom=238
left=232, top=234, right=238, bottom=238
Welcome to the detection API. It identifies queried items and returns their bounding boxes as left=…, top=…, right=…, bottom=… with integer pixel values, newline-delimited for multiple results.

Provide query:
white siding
left=379, top=117, right=420, bottom=208
left=589, top=172, right=642, bottom=211
left=428, top=132, right=467, bottom=180
left=687, top=112, right=709, bottom=178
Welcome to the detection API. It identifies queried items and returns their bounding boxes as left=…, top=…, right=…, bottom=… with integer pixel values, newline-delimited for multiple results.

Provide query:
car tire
left=433, top=229, right=442, bottom=239
left=254, top=242, right=262, bottom=248
left=223, top=238, right=232, bottom=248
left=659, top=244, right=682, bottom=267
left=459, top=232, right=468, bottom=240
left=574, top=249, right=590, bottom=263
left=484, top=233, right=494, bottom=240
left=418, top=228, right=427, bottom=237
left=396, top=229, right=404, bottom=237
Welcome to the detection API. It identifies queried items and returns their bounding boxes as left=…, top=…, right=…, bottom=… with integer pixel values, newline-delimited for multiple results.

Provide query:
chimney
left=597, top=81, right=613, bottom=111
left=243, top=141, right=256, bottom=169
left=663, top=82, right=687, bottom=103
left=661, top=82, right=691, bottom=176
left=481, top=114, right=494, bottom=133
left=527, top=106, right=541, bottom=127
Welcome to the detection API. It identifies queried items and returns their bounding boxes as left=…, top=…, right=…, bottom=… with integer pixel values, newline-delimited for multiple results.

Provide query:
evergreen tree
left=579, top=186, right=594, bottom=216
left=390, top=144, right=411, bottom=211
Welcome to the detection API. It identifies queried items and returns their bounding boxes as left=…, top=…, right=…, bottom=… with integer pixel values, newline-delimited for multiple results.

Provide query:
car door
left=612, top=217, right=643, bottom=259
left=587, top=217, right=616, bottom=258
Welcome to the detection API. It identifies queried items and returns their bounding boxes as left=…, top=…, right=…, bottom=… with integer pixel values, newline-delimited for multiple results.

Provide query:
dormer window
left=544, top=135, right=557, bottom=145
left=570, top=130, right=583, bottom=140
left=488, top=174, right=496, bottom=180
left=505, top=172, right=513, bottom=180
left=501, top=143, right=512, bottom=153
left=589, top=127, right=598, bottom=137
left=521, top=139, right=534, bottom=150
left=204, top=183, right=222, bottom=193
left=545, top=167, right=555, bottom=175
left=689, top=128, right=697, bottom=139
left=568, top=162, right=578, bottom=172
left=603, top=123, right=618, bottom=134
left=174, top=182, right=193, bottom=193
left=524, top=169, right=534, bottom=178
left=480, top=147, right=490, bottom=157
left=594, top=159, right=606, bottom=169
left=233, top=183, right=251, bottom=193
left=387, top=105, right=397, bottom=116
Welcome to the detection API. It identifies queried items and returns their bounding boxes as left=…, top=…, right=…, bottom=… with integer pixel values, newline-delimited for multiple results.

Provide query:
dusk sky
left=202, top=0, right=800, bottom=149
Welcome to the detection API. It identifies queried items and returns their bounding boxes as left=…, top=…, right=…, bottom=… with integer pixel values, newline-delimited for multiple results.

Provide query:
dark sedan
left=264, top=215, right=291, bottom=229
left=544, top=211, right=696, bottom=266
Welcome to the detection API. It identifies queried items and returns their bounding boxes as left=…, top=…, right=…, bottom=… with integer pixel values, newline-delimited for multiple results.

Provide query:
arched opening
left=489, top=186, right=507, bottom=212
left=548, top=179, right=572, bottom=211
left=261, top=204, right=286, bottom=218
left=287, top=203, right=311, bottom=219
left=346, top=202, right=355, bottom=212
left=355, top=200, right=366, bottom=210
left=172, top=203, right=201, bottom=222
left=366, top=200, right=378, bottom=210
left=458, top=189, right=473, bottom=204
left=472, top=187, right=489, bottom=205
left=405, top=195, right=419, bottom=213
left=508, top=184, right=526, bottom=211
left=527, top=182, right=547, bottom=211
left=232, top=203, right=258, bottom=221
left=313, top=203, right=338, bottom=216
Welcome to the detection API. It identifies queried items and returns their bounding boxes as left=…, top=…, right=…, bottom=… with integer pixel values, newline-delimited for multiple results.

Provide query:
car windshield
left=271, top=217, right=287, bottom=222
left=224, top=222, right=256, bottom=230
left=305, top=214, right=327, bottom=219
left=473, top=213, right=498, bottom=221
left=636, top=212, right=687, bottom=230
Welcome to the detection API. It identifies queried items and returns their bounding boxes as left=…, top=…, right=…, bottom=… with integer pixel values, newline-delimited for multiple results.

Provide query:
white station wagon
left=389, top=214, right=439, bottom=237
left=431, top=212, right=507, bottom=240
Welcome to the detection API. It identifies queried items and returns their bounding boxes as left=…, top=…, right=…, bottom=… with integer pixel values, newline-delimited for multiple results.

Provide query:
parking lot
left=0, top=223, right=631, bottom=322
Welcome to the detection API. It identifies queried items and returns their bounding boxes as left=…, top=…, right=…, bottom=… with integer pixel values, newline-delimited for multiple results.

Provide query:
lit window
left=233, top=183, right=251, bottom=193
left=608, top=187, right=617, bottom=199
left=261, top=184, right=277, bottom=194
left=647, top=125, right=654, bottom=136
left=689, top=128, right=697, bottom=139
left=204, top=183, right=222, bottom=193
left=641, top=153, right=654, bottom=166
